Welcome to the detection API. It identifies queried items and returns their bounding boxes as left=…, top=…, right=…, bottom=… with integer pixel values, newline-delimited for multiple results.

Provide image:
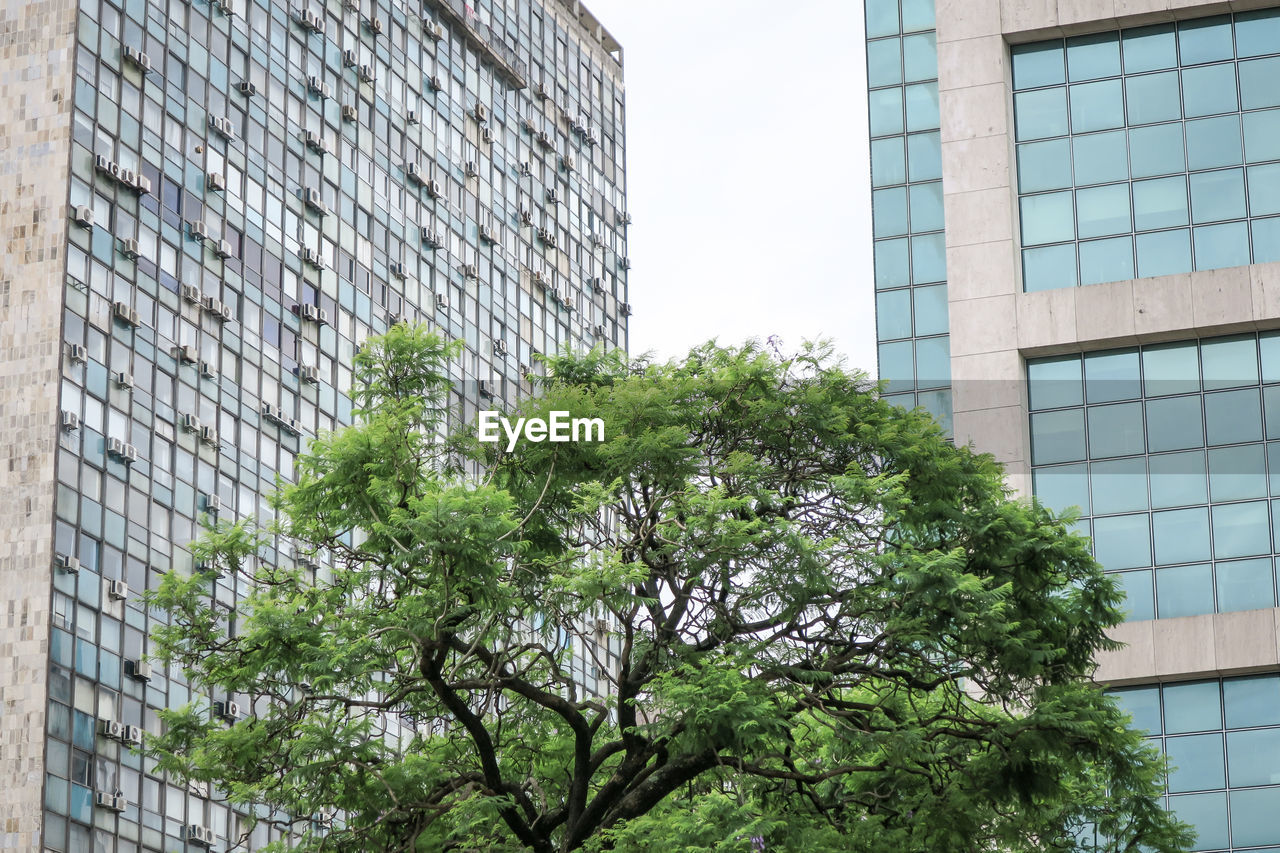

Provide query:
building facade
left=868, top=0, right=1280, bottom=849
left=0, top=0, right=627, bottom=848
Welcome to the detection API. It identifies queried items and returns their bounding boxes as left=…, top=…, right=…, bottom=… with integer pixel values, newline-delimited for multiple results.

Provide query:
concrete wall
left=0, top=0, right=78, bottom=846
left=936, top=0, right=1280, bottom=685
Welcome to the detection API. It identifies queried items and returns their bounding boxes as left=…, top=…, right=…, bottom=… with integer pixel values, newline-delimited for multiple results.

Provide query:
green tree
left=146, top=326, right=1191, bottom=852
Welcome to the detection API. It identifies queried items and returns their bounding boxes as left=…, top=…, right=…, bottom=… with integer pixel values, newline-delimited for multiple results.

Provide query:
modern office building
left=0, top=0, right=627, bottom=848
left=868, top=1, right=1280, bottom=849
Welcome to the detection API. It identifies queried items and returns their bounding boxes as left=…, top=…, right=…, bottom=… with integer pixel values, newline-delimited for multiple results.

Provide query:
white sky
left=581, top=0, right=879, bottom=377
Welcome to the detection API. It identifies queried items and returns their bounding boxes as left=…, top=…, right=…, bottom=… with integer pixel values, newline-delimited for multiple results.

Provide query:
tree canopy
left=146, top=326, right=1191, bottom=852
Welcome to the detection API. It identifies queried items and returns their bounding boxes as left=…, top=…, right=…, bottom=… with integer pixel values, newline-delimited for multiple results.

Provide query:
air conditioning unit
left=365, top=14, right=382, bottom=33
left=199, top=359, right=218, bottom=379
left=200, top=425, right=218, bottom=445
left=95, top=792, right=127, bottom=813
left=435, top=292, right=449, bottom=310
left=213, top=0, right=234, bottom=16
left=210, top=115, right=235, bottom=139
left=108, top=579, right=128, bottom=600
left=207, top=172, right=226, bottom=192
left=200, top=294, right=219, bottom=313
left=112, top=301, right=140, bottom=327
left=296, top=304, right=328, bottom=324
left=55, top=553, right=80, bottom=574
left=620, top=302, right=633, bottom=316
left=133, top=173, right=152, bottom=194
left=519, top=161, right=533, bottom=177
left=123, top=45, right=151, bottom=72
left=125, top=659, right=151, bottom=681
left=427, top=73, right=444, bottom=92
left=119, top=237, right=140, bottom=258
left=73, top=205, right=94, bottom=228
left=100, top=718, right=126, bottom=740
left=421, top=228, right=444, bottom=249
left=619, top=256, right=631, bottom=270
left=60, top=410, right=79, bottom=431
left=473, top=103, right=489, bottom=123
left=461, top=264, right=478, bottom=279
left=215, top=239, right=234, bottom=259
left=298, top=365, right=320, bottom=384
left=389, top=261, right=406, bottom=279
left=521, top=116, right=537, bottom=132
left=67, top=342, right=88, bottom=363
left=618, top=210, right=633, bottom=226
left=189, top=220, right=209, bottom=242
left=306, top=76, right=330, bottom=99
left=537, top=131, right=553, bottom=148
left=406, top=109, right=418, bottom=124
left=304, top=188, right=329, bottom=215
left=282, top=416, right=303, bottom=437
left=341, top=103, right=358, bottom=122
left=465, top=160, right=479, bottom=178
left=176, top=344, right=199, bottom=364
left=593, top=323, right=607, bottom=337
left=113, top=371, right=134, bottom=388
left=179, top=413, right=200, bottom=432
left=219, top=302, right=234, bottom=322
left=215, top=700, right=241, bottom=722
left=181, top=283, right=201, bottom=303
left=422, top=18, right=443, bottom=40
left=237, top=80, right=257, bottom=96
left=203, top=493, right=221, bottom=513
left=425, top=179, right=443, bottom=199
left=493, top=339, right=507, bottom=355
left=479, top=223, right=497, bottom=243
left=94, top=153, right=113, bottom=174
left=406, top=162, right=423, bottom=183
left=537, top=227, right=556, bottom=248
left=534, top=81, right=550, bottom=100
left=304, top=130, right=326, bottom=152
left=551, top=287, right=567, bottom=306
left=481, top=126, right=494, bottom=144
left=546, top=187, right=559, bottom=204
left=261, top=402, right=279, bottom=421
left=587, top=127, right=600, bottom=146
left=300, top=246, right=326, bottom=269
left=118, top=168, right=137, bottom=186
left=531, top=270, right=548, bottom=289
left=519, top=207, right=534, bottom=226
left=589, top=277, right=606, bottom=294
left=195, top=560, right=222, bottom=578
left=478, top=379, right=494, bottom=399
left=590, top=231, right=606, bottom=248
left=359, top=64, right=374, bottom=83
left=186, top=825, right=216, bottom=848
left=298, top=9, right=324, bottom=32
left=342, top=48, right=358, bottom=68
left=563, top=153, right=576, bottom=172
left=107, top=437, right=137, bottom=464
left=123, top=725, right=143, bottom=746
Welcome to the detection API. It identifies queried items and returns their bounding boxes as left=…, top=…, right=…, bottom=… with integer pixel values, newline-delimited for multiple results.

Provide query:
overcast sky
left=581, top=0, right=878, bottom=376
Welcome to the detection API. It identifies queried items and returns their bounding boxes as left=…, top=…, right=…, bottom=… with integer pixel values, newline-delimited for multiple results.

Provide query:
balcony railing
left=428, top=0, right=529, bottom=89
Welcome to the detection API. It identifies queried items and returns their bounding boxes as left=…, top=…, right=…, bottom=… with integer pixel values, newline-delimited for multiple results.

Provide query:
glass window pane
left=915, top=336, right=949, bottom=389
left=911, top=233, right=946, bottom=284
left=1185, top=115, right=1242, bottom=171
left=870, top=137, right=907, bottom=187
left=1266, top=385, right=1280, bottom=441
left=1079, top=235, right=1135, bottom=286
left=1129, top=122, right=1187, bottom=178
left=1212, top=500, right=1271, bottom=558
left=865, top=0, right=900, bottom=38
left=1178, top=16, right=1235, bottom=65
left=1012, top=41, right=1066, bottom=89
left=1077, top=183, right=1132, bottom=238
left=1093, top=513, right=1152, bottom=569
left=1153, top=507, right=1212, bottom=565
left=1015, top=87, right=1069, bottom=141
left=1149, top=450, right=1208, bottom=508
left=1224, top=674, right=1280, bottom=728
left=1264, top=333, right=1280, bottom=384
left=1018, top=138, right=1073, bottom=193
left=1020, top=191, right=1075, bottom=245
left=1236, top=8, right=1280, bottom=58
left=1190, top=168, right=1247, bottom=224
left=902, top=32, right=937, bottom=82
left=1244, top=109, right=1280, bottom=163
left=1202, top=335, right=1259, bottom=390
left=1165, top=733, right=1225, bottom=793
left=872, top=187, right=909, bottom=238
left=1033, top=462, right=1090, bottom=514
left=1112, top=685, right=1162, bottom=733
left=1157, top=563, right=1214, bottom=617
left=878, top=340, right=913, bottom=392
left=1124, top=70, right=1181, bottom=125
left=1229, top=788, right=1280, bottom=849
left=1208, top=444, right=1266, bottom=502
left=1216, top=557, right=1275, bottom=613
left=867, top=39, right=903, bottom=88
left=1086, top=349, right=1142, bottom=402
left=869, top=87, right=904, bottom=137
left=1133, top=175, right=1189, bottom=231
left=1240, top=56, right=1280, bottom=110
left=1072, top=130, right=1128, bottom=187
left=1115, top=569, right=1155, bottom=621
left=1182, top=63, right=1238, bottom=118
left=1032, top=409, right=1087, bottom=464
left=908, top=181, right=944, bottom=232
left=906, top=131, right=942, bottom=181
left=1069, top=79, right=1124, bottom=133
left=1258, top=217, right=1280, bottom=265
left=1194, top=221, right=1252, bottom=271
left=912, top=284, right=948, bottom=337
left=1023, top=244, right=1078, bottom=292
left=900, top=0, right=934, bottom=33
left=1029, top=355, right=1084, bottom=410
left=876, top=290, right=912, bottom=340
left=1091, top=457, right=1149, bottom=514
left=1168, top=792, right=1229, bottom=852
left=875, top=238, right=910, bottom=290
left=1137, top=229, right=1193, bottom=279
left=1146, top=395, right=1204, bottom=452
left=1143, top=342, right=1201, bottom=397
left=1164, top=681, right=1223, bottom=733
left=904, top=82, right=939, bottom=132
left=1248, top=163, right=1280, bottom=218
left=1205, top=388, right=1263, bottom=445
left=1122, top=24, right=1178, bottom=74
left=1067, top=31, right=1121, bottom=81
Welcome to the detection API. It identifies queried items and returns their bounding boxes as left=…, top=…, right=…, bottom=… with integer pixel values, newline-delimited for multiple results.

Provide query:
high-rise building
left=0, top=0, right=627, bottom=847
left=868, top=1, right=1280, bottom=849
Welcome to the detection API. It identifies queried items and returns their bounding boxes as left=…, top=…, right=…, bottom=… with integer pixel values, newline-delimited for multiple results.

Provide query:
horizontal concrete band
left=1098, top=607, right=1280, bottom=686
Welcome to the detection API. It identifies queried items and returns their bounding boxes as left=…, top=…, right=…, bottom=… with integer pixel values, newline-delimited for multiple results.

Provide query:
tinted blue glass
left=1149, top=450, right=1209, bottom=508
left=1124, top=71, right=1182, bottom=125
left=1091, top=457, right=1149, bottom=514
left=874, top=238, right=910, bottom=289
left=1185, top=115, right=1243, bottom=170
left=1169, top=793, right=1229, bottom=851
left=1202, top=335, right=1259, bottom=390
left=1244, top=109, right=1280, bottom=162
left=869, top=87, right=904, bottom=137
left=1128, top=122, right=1186, bottom=178
left=878, top=340, right=913, bottom=391
left=1182, top=63, right=1239, bottom=117
left=1248, top=163, right=1280, bottom=217
left=1178, top=16, right=1235, bottom=65
left=1021, top=191, right=1075, bottom=245
left=1262, top=333, right=1280, bottom=384
left=1205, top=388, right=1263, bottom=444
left=1136, top=229, right=1193, bottom=278
left=899, top=0, right=933, bottom=33
left=1236, top=8, right=1280, bottom=58
left=1093, top=513, right=1152, bottom=568
left=1112, top=685, right=1162, bottom=733
left=1069, top=79, right=1125, bottom=133
left=1115, top=569, right=1155, bottom=620
left=1146, top=395, right=1204, bottom=452
left=1034, top=462, right=1090, bottom=513
left=1267, top=386, right=1280, bottom=438
left=1072, top=130, right=1128, bottom=186
left=865, top=0, right=900, bottom=38
left=872, top=187, right=909, bottom=238
left=906, top=132, right=942, bottom=181
left=871, top=138, right=906, bottom=187
left=1144, top=342, right=1201, bottom=396
left=1164, top=680, right=1223, bottom=733
left=1018, top=138, right=1073, bottom=192
left=1077, top=183, right=1132, bottom=238
left=902, top=32, right=937, bottom=82
left=1240, top=57, right=1280, bottom=110
left=911, top=233, right=946, bottom=283
left=1224, top=674, right=1280, bottom=727
left=1086, top=349, right=1142, bottom=402
left=1031, top=408, right=1087, bottom=464
left=1023, top=244, right=1078, bottom=291
left=904, top=83, right=939, bottom=132
left=1253, top=217, right=1280, bottom=264
left=912, top=284, right=948, bottom=336
left=1153, top=507, right=1212, bottom=564
left=1012, top=41, right=1066, bottom=89
left=915, top=336, right=950, bottom=388
left=876, top=290, right=912, bottom=340
left=1229, top=788, right=1280, bottom=848
left=1208, top=444, right=1266, bottom=501
left=916, top=389, right=952, bottom=434
left=1029, top=354, right=1084, bottom=409
left=1067, top=31, right=1121, bottom=81
left=1079, top=236, right=1135, bottom=285
left=1212, top=500, right=1271, bottom=558
left=1122, top=24, right=1178, bottom=73
left=1194, top=221, right=1252, bottom=271
left=1190, top=168, right=1247, bottom=224
left=867, top=38, right=902, bottom=87
left=1165, top=733, right=1225, bottom=793
left=1157, top=563, right=1214, bottom=616
left=1015, top=87, right=1069, bottom=140
left=908, top=181, right=944, bottom=232
left=1216, top=557, right=1275, bottom=611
